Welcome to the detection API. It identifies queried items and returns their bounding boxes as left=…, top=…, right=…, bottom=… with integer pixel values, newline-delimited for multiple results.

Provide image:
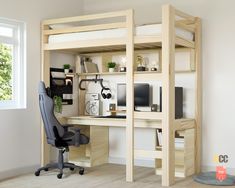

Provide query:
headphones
left=101, top=88, right=112, bottom=99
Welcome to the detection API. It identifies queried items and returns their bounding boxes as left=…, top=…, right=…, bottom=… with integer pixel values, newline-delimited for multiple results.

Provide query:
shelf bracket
left=78, top=76, right=109, bottom=90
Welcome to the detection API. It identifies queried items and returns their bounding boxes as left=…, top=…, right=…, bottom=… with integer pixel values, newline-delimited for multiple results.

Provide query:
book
left=156, top=130, right=185, bottom=149
left=84, top=61, right=99, bottom=73
left=75, top=55, right=82, bottom=74
left=157, top=129, right=162, bottom=146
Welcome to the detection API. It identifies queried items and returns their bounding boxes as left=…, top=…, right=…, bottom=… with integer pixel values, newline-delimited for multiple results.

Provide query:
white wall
left=82, top=0, right=235, bottom=172
left=0, top=0, right=84, bottom=180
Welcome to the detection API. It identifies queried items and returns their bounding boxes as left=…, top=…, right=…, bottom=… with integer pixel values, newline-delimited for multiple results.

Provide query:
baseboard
left=109, top=157, right=154, bottom=168
left=0, top=164, right=39, bottom=182
left=202, top=165, right=235, bottom=175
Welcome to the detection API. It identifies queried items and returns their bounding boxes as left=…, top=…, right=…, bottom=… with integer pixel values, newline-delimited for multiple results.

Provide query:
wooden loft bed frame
left=41, top=4, right=201, bottom=186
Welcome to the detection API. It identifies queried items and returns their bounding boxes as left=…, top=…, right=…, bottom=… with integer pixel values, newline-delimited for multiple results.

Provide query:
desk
left=67, top=116, right=195, bottom=130
left=65, top=116, right=195, bottom=177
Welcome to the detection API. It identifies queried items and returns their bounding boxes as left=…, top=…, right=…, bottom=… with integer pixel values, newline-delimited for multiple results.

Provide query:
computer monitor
left=117, top=83, right=150, bottom=107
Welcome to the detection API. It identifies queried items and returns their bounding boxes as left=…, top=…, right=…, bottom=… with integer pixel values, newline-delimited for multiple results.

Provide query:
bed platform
left=41, top=4, right=201, bottom=186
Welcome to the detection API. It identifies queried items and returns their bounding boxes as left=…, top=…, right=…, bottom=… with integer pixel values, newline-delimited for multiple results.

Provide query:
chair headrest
left=38, top=81, right=47, bottom=94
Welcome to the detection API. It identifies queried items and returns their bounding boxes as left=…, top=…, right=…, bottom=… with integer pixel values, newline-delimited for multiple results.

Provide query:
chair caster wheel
left=57, top=173, right=63, bottom=179
left=79, top=168, right=84, bottom=175
left=70, top=167, right=75, bottom=171
left=35, top=171, right=40, bottom=176
left=44, top=168, right=49, bottom=171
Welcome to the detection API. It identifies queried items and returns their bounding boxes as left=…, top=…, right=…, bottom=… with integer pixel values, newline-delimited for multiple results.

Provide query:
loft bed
left=41, top=4, right=201, bottom=186
left=42, top=6, right=196, bottom=53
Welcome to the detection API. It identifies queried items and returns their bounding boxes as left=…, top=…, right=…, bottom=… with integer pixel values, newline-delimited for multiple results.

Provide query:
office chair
left=35, top=81, right=89, bottom=179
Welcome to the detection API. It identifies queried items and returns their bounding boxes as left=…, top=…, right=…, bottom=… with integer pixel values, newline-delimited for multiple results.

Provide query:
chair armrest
left=68, top=127, right=81, bottom=147
left=63, top=124, right=74, bottom=132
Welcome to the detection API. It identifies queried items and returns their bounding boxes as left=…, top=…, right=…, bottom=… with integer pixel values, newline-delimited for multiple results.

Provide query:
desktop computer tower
left=159, top=87, right=183, bottom=119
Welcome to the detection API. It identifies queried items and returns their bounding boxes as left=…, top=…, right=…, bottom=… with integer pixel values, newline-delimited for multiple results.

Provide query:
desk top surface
left=66, top=116, right=195, bottom=130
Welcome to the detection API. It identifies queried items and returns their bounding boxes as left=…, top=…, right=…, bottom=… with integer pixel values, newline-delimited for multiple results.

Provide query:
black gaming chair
left=35, top=81, right=89, bottom=179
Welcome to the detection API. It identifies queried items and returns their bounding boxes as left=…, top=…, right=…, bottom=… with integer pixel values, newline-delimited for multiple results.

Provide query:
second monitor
left=117, top=83, right=150, bottom=107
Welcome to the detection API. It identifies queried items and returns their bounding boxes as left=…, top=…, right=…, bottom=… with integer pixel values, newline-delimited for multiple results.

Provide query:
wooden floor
left=0, top=164, right=222, bottom=188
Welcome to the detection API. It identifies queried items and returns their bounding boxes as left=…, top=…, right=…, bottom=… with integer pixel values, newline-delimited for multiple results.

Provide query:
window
left=0, top=18, right=26, bottom=109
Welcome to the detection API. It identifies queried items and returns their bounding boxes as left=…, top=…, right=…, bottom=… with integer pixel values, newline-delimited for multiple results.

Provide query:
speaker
left=159, top=87, right=183, bottom=119
left=85, top=93, right=100, bottom=116
left=151, top=104, right=158, bottom=112
left=109, top=103, right=116, bottom=111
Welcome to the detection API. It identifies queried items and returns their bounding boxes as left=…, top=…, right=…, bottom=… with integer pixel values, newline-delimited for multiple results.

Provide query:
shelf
left=107, top=110, right=126, bottom=113
left=156, top=146, right=184, bottom=151
left=77, top=71, right=162, bottom=79
left=155, top=166, right=185, bottom=178
left=69, top=156, right=91, bottom=167
left=65, top=73, right=76, bottom=77
left=77, top=71, right=193, bottom=77
left=77, top=72, right=126, bottom=76
left=134, top=149, right=162, bottom=159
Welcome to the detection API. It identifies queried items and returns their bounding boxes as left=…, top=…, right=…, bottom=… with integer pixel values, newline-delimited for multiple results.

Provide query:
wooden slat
left=68, top=117, right=125, bottom=127
left=77, top=72, right=126, bottom=76
left=41, top=24, right=50, bottom=166
left=155, top=166, right=186, bottom=178
left=176, top=19, right=196, bottom=25
left=161, top=4, right=175, bottom=186
left=134, top=112, right=163, bottom=120
left=134, top=72, right=162, bottom=81
left=42, top=10, right=129, bottom=25
left=134, top=150, right=162, bottom=159
left=175, top=36, right=195, bottom=48
left=67, top=116, right=163, bottom=129
left=44, top=22, right=126, bottom=35
left=126, top=9, right=134, bottom=183
left=194, top=18, right=202, bottom=174
left=174, top=119, right=195, bottom=131
left=175, top=22, right=195, bottom=33
left=175, top=9, right=195, bottom=21
left=44, top=35, right=193, bottom=52
left=134, top=36, right=162, bottom=44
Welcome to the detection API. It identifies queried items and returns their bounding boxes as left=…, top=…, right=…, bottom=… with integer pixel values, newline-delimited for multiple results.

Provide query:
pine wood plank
left=161, top=4, right=175, bottom=186
left=126, top=9, right=134, bottom=182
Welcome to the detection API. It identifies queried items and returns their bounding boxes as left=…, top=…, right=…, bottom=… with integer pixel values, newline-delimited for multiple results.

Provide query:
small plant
left=107, top=62, right=116, bottom=68
left=63, top=64, right=71, bottom=69
left=53, top=96, right=62, bottom=113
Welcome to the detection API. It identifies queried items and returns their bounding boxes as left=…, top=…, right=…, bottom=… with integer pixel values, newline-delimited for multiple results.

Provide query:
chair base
left=35, top=162, right=84, bottom=179
left=35, top=148, right=85, bottom=179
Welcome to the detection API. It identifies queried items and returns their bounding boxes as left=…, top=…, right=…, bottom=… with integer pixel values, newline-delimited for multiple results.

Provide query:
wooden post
left=126, top=9, right=134, bottom=182
left=194, top=18, right=202, bottom=173
left=161, top=4, right=175, bottom=186
left=41, top=24, right=50, bottom=166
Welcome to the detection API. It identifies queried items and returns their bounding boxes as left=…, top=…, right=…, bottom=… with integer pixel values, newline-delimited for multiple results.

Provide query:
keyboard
left=94, top=115, right=126, bottom=119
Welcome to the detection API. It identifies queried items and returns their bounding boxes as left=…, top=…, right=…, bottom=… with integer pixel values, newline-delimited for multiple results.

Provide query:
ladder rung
left=134, top=149, right=162, bottom=159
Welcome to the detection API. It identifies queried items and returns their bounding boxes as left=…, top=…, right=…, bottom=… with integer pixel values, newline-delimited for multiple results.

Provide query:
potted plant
left=63, top=64, right=71, bottom=74
left=53, top=96, right=62, bottom=113
left=136, top=55, right=146, bottom=71
left=107, top=62, right=116, bottom=73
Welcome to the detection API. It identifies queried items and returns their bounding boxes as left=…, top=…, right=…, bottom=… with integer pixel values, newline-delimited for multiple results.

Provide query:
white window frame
left=0, top=18, right=26, bottom=109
